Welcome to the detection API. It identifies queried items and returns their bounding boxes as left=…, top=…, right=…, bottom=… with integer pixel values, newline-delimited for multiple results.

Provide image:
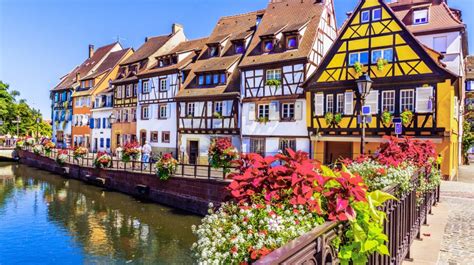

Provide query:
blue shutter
left=97, top=118, right=101, bottom=129
left=106, top=138, right=111, bottom=148
left=100, top=138, right=104, bottom=148
left=102, top=118, right=106, bottom=128
left=90, top=118, right=94, bottom=129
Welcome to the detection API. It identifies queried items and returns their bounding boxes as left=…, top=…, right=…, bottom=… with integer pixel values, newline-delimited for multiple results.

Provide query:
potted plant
left=155, top=153, right=178, bottom=180
left=15, top=140, right=24, bottom=150
left=73, top=146, right=88, bottom=160
left=334, top=113, right=343, bottom=125
left=381, top=110, right=393, bottom=127
left=257, top=116, right=269, bottom=124
left=122, top=142, right=141, bottom=162
left=32, top=144, right=43, bottom=155
left=265, top=79, right=281, bottom=88
left=208, top=138, right=238, bottom=174
left=25, top=136, right=35, bottom=147
left=376, top=58, right=388, bottom=71
left=56, top=149, right=68, bottom=166
left=401, top=109, right=414, bottom=127
left=324, top=112, right=334, bottom=125
left=353, top=61, right=363, bottom=74
left=43, top=140, right=56, bottom=156
left=213, top=112, right=223, bottom=119
left=94, top=151, right=112, bottom=168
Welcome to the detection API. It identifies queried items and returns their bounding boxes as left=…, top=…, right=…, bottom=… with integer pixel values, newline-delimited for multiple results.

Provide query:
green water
left=0, top=162, right=201, bottom=265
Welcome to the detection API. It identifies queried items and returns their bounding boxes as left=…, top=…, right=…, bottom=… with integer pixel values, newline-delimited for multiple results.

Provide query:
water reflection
left=0, top=162, right=200, bottom=264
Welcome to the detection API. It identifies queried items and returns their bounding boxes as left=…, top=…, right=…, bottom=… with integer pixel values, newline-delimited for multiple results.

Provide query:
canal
left=0, top=162, right=201, bottom=265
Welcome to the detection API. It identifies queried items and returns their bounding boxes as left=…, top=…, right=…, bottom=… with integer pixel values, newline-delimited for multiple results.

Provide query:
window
left=159, top=78, right=167, bottom=91
left=162, top=131, right=170, bottom=143
left=250, top=138, right=265, bottom=156
left=326, top=95, right=334, bottom=113
left=151, top=131, right=158, bottom=142
left=214, top=102, right=223, bottom=115
left=142, top=106, right=150, bottom=120
left=123, top=109, right=129, bottom=122
left=126, top=85, right=132, bottom=97
left=348, top=51, right=369, bottom=65
left=287, top=36, right=297, bottom=49
left=220, top=73, right=227, bottom=84
left=266, top=69, right=282, bottom=81
left=213, top=74, right=219, bottom=84
left=413, top=9, right=428, bottom=24
left=209, top=46, right=219, bottom=57
left=279, top=139, right=296, bottom=154
left=372, top=8, right=382, bottom=21
left=132, top=108, right=137, bottom=121
left=117, top=86, right=123, bottom=98
left=382, top=90, right=396, bottom=113
left=142, top=80, right=149, bottom=93
left=198, top=75, right=204, bottom=85
left=205, top=74, right=212, bottom=85
left=361, top=10, right=370, bottom=23
left=258, top=104, right=270, bottom=119
left=159, top=104, right=167, bottom=119
left=336, top=94, right=344, bottom=113
left=100, top=138, right=104, bottom=148
left=371, top=48, right=393, bottom=63
left=400, top=89, right=414, bottom=112
left=235, top=43, right=245, bottom=54
left=263, top=40, right=274, bottom=52
left=433, top=36, right=447, bottom=53
left=186, top=103, right=195, bottom=117
left=133, top=84, right=137, bottom=96
left=281, top=103, right=295, bottom=120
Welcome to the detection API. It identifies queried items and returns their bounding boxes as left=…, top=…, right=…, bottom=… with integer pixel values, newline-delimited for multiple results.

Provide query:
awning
left=310, top=135, right=443, bottom=144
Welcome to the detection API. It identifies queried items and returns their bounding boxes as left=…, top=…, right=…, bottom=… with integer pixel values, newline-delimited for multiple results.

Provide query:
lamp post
left=12, top=115, right=21, bottom=137
left=35, top=117, right=41, bottom=141
left=355, top=73, right=373, bottom=156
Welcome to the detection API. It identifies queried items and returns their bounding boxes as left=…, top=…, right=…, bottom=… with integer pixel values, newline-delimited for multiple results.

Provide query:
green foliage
left=381, top=111, right=392, bottom=127
left=257, top=116, right=269, bottom=123
left=325, top=112, right=334, bottom=125
left=353, top=62, right=363, bottom=74
left=376, top=58, right=388, bottom=71
left=334, top=113, right=343, bottom=125
left=462, top=121, right=474, bottom=164
left=0, top=80, right=51, bottom=137
left=265, top=79, right=281, bottom=87
left=401, top=109, right=414, bottom=127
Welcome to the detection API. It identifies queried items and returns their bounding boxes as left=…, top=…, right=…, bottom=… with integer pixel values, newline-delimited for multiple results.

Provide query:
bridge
left=0, top=147, right=17, bottom=161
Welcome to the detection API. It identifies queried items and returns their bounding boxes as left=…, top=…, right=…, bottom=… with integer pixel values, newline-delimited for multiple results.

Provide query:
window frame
left=159, top=77, right=167, bottom=92
left=186, top=103, right=195, bottom=117
left=258, top=104, right=270, bottom=119
left=336, top=93, right=344, bottom=114
left=141, top=105, right=150, bottom=120
left=279, top=138, right=297, bottom=155
left=382, top=90, right=396, bottom=113
left=371, top=48, right=394, bottom=64
left=400, top=89, right=415, bottom=112
left=142, top=80, right=150, bottom=94
left=159, top=104, right=168, bottom=119
left=266, top=69, right=282, bottom=81
left=249, top=137, right=265, bottom=156
left=348, top=51, right=369, bottom=65
left=263, top=40, right=274, bottom=52
left=286, top=35, right=298, bottom=50
left=161, top=131, right=170, bottom=143
left=326, top=94, right=334, bottom=114
left=372, top=8, right=382, bottom=21
left=281, top=102, right=295, bottom=121
left=150, top=131, right=159, bottom=142
left=361, top=10, right=370, bottom=23
left=413, top=8, right=429, bottom=25
left=214, top=101, right=223, bottom=115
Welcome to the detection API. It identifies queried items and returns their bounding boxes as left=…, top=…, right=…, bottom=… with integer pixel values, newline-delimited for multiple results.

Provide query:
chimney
left=172, top=23, right=184, bottom=34
left=145, top=37, right=149, bottom=42
left=88, top=44, right=94, bottom=58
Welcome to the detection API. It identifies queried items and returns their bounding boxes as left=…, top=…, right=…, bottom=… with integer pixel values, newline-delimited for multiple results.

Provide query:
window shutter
left=167, top=103, right=171, bottom=118
left=207, top=102, right=213, bottom=116
left=196, top=102, right=203, bottom=117
left=454, top=96, right=459, bottom=118
left=90, top=118, right=94, bottom=129
left=415, top=86, right=433, bottom=113
left=295, top=101, right=303, bottom=120
left=248, top=103, right=256, bottom=121
left=226, top=101, right=233, bottom=116
left=269, top=101, right=280, bottom=120
left=106, top=138, right=111, bottom=148
left=365, top=90, right=378, bottom=114
left=344, top=92, right=354, bottom=115
left=314, top=94, right=324, bottom=116
left=102, top=118, right=106, bottom=128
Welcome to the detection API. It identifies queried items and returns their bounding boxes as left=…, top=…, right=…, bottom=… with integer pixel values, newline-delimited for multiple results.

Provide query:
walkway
left=404, top=164, right=474, bottom=265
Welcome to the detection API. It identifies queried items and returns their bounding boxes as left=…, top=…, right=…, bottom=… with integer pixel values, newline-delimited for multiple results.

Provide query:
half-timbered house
left=304, top=0, right=460, bottom=178
left=136, top=37, right=207, bottom=156
left=238, top=0, right=337, bottom=157
left=110, top=24, right=186, bottom=150
left=175, top=10, right=264, bottom=164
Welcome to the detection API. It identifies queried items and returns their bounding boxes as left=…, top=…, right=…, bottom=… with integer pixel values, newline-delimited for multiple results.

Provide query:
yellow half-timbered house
left=304, top=0, right=460, bottom=179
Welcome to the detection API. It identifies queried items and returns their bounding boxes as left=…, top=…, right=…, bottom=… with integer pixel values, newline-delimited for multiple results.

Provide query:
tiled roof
left=390, top=1, right=465, bottom=34
left=239, top=0, right=326, bottom=68
left=177, top=10, right=264, bottom=98
left=52, top=42, right=119, bottom=91
left=81, top=48, right=133, bottom=80
left=121, top=35, right=172, bottom=65
left=466, top=56, right=474, bottom=80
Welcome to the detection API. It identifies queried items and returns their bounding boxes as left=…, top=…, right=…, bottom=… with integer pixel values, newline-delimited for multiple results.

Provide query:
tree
left=462, top=121, right=474, bottom=165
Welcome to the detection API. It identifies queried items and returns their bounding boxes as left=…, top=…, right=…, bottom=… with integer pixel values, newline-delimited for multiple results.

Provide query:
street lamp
left=355, top=73, right=373, bottom=156
left=108, top=113, right=117, bottom=125
left=12, top=115, right=21, bottom=137
left=36, top=117, right=41, bottom=141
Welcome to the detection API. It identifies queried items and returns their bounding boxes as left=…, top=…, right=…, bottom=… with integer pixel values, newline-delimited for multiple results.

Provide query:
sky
left=1, top=0, right=473, bottom=119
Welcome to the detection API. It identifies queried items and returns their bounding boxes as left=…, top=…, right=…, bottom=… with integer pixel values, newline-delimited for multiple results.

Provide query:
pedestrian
left=116, top=144, right=123, bottom=160
left=142, top=141, right=152, bottom=169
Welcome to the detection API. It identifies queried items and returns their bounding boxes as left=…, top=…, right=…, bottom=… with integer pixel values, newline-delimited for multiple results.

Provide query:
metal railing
left=256, top=170, right=440, bottom=265
left=21, top=146, right=235, bottom=180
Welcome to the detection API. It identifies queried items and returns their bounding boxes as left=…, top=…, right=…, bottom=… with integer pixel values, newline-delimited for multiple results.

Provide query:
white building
left=90, top=88, right=113, bottom=153
left=238, top=0, right=337, bottom=157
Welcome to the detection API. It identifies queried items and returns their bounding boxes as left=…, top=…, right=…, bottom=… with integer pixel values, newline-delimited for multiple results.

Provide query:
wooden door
left=140, top=131, right=146, bottom=145
left=188, top=141, right=199, bottom=164
left=324, top=141, right=353, bottom=164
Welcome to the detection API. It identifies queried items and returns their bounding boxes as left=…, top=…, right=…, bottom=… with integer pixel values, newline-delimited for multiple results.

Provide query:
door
left=140, top=130, right=147, bottom=145
left=94, top=138, right=98, bottom=152
left=188, top=141, right=199, bottom=164
left=324, top=141, right=353, bottom=165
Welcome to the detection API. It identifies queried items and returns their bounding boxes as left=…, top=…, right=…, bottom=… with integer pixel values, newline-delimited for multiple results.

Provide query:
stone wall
left=17, top=150, right=231, bottom=215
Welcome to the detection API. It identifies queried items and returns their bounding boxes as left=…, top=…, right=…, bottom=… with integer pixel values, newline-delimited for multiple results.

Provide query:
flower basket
left=155, top=153, right=178, bottom=180
left=376, top=58, right=388, bottom=71
left=324, top=112, right=334, bottom=125
left=25, top=137, right=35, bottom=146
left=401, top=109, right=414, bottom=127
left=122, top=142, right=141, bottom=162
left=213, top=112, right=223, bottom=119
left=208, top=138, right=238, bottom=173
left=265, top=79, right=281, bottom=87
left=256, top=116, right=269, bottom=124
left=94, top=152, right=112, bottom=168
left=334, top=113, right=342, bottom=125
left=56, top=149, right=68, bottom=166
left=33, top=144, right=43, bottom=155
left=353, top=61, right=363, bottom=74
left=381, top=110, right=393, bottom=127
left=43, top=140, right=55, bottom=156
left=73, top=146, right=88, bottom=160
left=15, top=140, right=24, bottom=150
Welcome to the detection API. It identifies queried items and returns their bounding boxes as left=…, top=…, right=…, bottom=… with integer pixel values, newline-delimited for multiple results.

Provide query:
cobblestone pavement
left=437, top=164, right=474, bottom=265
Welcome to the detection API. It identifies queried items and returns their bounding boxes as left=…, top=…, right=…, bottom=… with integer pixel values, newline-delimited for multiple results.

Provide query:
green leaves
left=369, top=190, right=397, bottom=206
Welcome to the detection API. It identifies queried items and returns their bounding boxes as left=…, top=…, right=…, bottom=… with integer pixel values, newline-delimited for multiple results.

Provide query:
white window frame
left=336, top=94, right=344, bottom=114
left=258, top=104, right=270, bottom=119
left=159, top=78, right=167, bottom=91
left=413, top=9, right=428, bottom=25
left=281, top=102, right=295, bottom=120
left=348, top=51, right=369, bottom=66
left=326, top=94, right=334, bottom=114
left=142, top=80, right=149, bottom=93
left=159, top=104, right=167, bottom=119
left=117, top=86, right=122, bottom=98
left=126, top=85, right=132, bottom=97
left=361, top=10, right=370, bottom=23
left=266, top=69, right=282, bottom=81
left=400, top=89, right=415, bottom=112
left=433, top=36, right=447, bottom=54
left=214, top=102, right=223, bottom=115
left=372, top=8, right=382, bottom=21
left=186, top=103, right=195, bottom=117
left=382, top=90, right=396, bottom=113
left=371, top=48, right=393, bottom=63
left=142, top=106, right=149, bottom=120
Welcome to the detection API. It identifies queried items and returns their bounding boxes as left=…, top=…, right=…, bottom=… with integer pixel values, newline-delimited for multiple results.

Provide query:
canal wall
left=17, top=150, right=231, bottom=215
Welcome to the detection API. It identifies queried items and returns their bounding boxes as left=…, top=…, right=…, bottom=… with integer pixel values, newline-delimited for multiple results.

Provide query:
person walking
left=142, top=141, right=152, bottom=169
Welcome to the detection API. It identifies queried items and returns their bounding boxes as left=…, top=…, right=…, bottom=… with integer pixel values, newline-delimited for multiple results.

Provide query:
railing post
left=194, top=164, right=197, bottom=178
left=208, top=165, right=211, bottom=180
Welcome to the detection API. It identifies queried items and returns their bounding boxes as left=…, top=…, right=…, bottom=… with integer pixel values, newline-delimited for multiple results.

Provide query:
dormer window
left=361, top=10, right=370, bottom=23
left=234, top=42, right=245, bottom=54
left=263, top=40, right=274, bottom=52
left=413, top=9, right=428, bottom=25
left=196, top=72, right=227, bottom=86
left=209, top=46, right=219, bottom=57
left=372, top=8, right=382, bottom=21
left=286, top=36, right=298, bottom=50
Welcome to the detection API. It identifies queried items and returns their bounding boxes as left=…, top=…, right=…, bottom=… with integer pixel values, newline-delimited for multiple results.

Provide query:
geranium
left=25, top=136, right=35, bottom=146
left=56, top=149, right=68, bottom=165
left=155, top=153, right=178, bottom=180
left=208, top=138, right=238, bottom=173
left=94, top=151, right=112, bottom=168
left=73, top=146, right=88, bottom=160
left=42, top=140, right=55, bottom=156
left=32, top=144, right=43, bottom=155
left=122, top=142, right=140, bottom=162
left=15, top=140, right=24, bottom=150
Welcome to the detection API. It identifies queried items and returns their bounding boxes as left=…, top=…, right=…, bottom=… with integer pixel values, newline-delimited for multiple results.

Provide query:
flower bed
left=122, top=142, right=140, bottom=162
left=94, top=151, right=112, bottom=168
left=208, top=138, right=238, bottom=173
left=73, top=146, right=88, bottom=160
left=155, top=153, right=178, bottom=180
